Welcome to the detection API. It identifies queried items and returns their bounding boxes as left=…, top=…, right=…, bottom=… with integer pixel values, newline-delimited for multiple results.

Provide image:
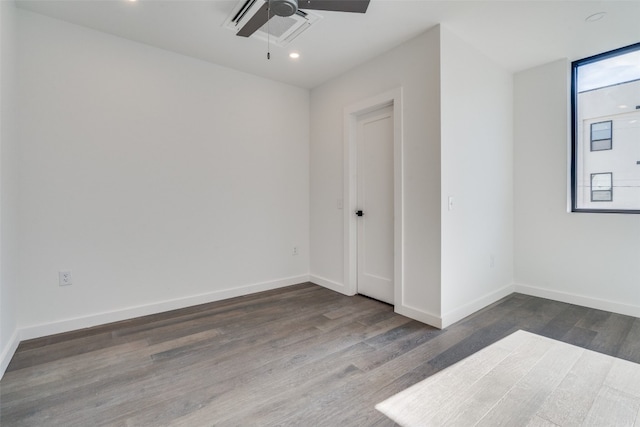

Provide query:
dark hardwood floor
left=1, top=283, right=639, bottom=426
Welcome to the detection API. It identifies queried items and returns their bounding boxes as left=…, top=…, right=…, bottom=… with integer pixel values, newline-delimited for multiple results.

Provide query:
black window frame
left=571, top=41, right=640, bottom=214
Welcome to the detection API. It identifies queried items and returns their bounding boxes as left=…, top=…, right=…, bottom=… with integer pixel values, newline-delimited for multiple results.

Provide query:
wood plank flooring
left=1, top=283, right=639, bottom=426
left=376, top=330, right=640, bottom=426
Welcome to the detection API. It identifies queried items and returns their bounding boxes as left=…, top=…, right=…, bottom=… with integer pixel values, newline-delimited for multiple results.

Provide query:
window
left=571, top=42, right=640, bottom=213
left=591, top=173, right=613, bottom=202
left=590, top=121, right=612, bottom=151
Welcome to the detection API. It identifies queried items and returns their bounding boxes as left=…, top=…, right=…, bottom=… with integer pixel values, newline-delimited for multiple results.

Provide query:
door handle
left=355, top=210, right=364, bottom=217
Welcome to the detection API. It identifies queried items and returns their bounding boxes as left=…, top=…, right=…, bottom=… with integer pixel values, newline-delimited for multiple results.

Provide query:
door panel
left=357, top=105, right=394, bottom=304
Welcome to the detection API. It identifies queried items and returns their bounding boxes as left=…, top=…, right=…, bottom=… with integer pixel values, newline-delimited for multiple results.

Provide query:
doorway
left=343, top=88, right=403, bottom=307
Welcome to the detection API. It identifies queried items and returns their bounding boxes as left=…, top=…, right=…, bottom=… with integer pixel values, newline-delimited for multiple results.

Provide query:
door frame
left=343, top=88, right=403, bottom=304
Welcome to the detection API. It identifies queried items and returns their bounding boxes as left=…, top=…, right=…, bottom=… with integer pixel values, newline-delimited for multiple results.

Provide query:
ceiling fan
left=236, top=0, right=371, bottom=38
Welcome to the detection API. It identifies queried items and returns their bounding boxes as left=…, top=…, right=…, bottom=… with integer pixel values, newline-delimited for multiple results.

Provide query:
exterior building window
left=590, top=121, right=612, bottom=151
left=571, top=42, right=640, bottom=213
left=591, top=173, right=613, bottom=202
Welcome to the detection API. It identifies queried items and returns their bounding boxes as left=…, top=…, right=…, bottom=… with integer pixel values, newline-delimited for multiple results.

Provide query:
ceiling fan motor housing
left=270, top=0, right=298, bottom=17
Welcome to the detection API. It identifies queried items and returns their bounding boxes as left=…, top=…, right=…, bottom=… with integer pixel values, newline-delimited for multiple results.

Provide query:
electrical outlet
left=59, top=270, right=72, bottom=286
left=292, top=246, right=299, bottom=256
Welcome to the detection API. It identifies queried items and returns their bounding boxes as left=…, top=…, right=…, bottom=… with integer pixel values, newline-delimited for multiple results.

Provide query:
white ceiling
left=15, top=0, right=640, bottom=89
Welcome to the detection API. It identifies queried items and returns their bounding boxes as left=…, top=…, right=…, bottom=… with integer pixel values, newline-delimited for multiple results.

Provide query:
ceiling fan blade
left=237, top=1, right=273, bottom=37
left=299, top=0, right=370, bottom=13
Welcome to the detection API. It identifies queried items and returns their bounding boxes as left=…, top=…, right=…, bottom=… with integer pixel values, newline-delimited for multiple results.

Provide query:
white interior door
left=356, top=105, right=394, bottom=304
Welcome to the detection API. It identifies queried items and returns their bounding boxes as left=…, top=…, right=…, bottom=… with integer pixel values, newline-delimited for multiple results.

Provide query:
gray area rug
left=376, top=330, right=640, bottom=426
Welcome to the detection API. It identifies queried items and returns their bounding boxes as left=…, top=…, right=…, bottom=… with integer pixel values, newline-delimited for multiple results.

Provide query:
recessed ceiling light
left=289, top=52, right=300, bottom=59
left=585, top=12, right=606, bottom=22
left=619, top=104, right=628, bottom=109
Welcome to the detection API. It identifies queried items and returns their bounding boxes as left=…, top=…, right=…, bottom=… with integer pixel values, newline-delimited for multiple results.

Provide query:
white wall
left=514, top=59, right=640, bottom=317
left=310, top=27, right=442, bottom=323
left=0, top=0, right=20, bottom=377
left=440, top=28, right=514, bottom=326
left=16, top=10, right=310, bottom=338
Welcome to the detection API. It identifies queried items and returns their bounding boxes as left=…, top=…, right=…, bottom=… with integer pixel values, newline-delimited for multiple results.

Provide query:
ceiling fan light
left=270, top=0, right=297, bottom=17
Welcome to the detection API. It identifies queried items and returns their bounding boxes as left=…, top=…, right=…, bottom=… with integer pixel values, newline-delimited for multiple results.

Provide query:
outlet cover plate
left=59, top=270, right=72, bottom=286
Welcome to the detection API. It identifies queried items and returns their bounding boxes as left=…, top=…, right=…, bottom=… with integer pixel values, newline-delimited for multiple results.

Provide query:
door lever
left=355, top=210, right=364, bottom=217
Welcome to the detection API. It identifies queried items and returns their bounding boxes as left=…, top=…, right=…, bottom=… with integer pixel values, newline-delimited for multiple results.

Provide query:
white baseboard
left=441, top=283, right=515, bottom=329
left=393, top=284, right=515, bottom=330
left=0, top=328, right=20, bottom=380
left=394, top=304, right=442, bottom=329
left=309, top=274, right=353, bottom=296
left=515, top=283, right=640, bottom=318
left=19, top=275, right=310, bottom=341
